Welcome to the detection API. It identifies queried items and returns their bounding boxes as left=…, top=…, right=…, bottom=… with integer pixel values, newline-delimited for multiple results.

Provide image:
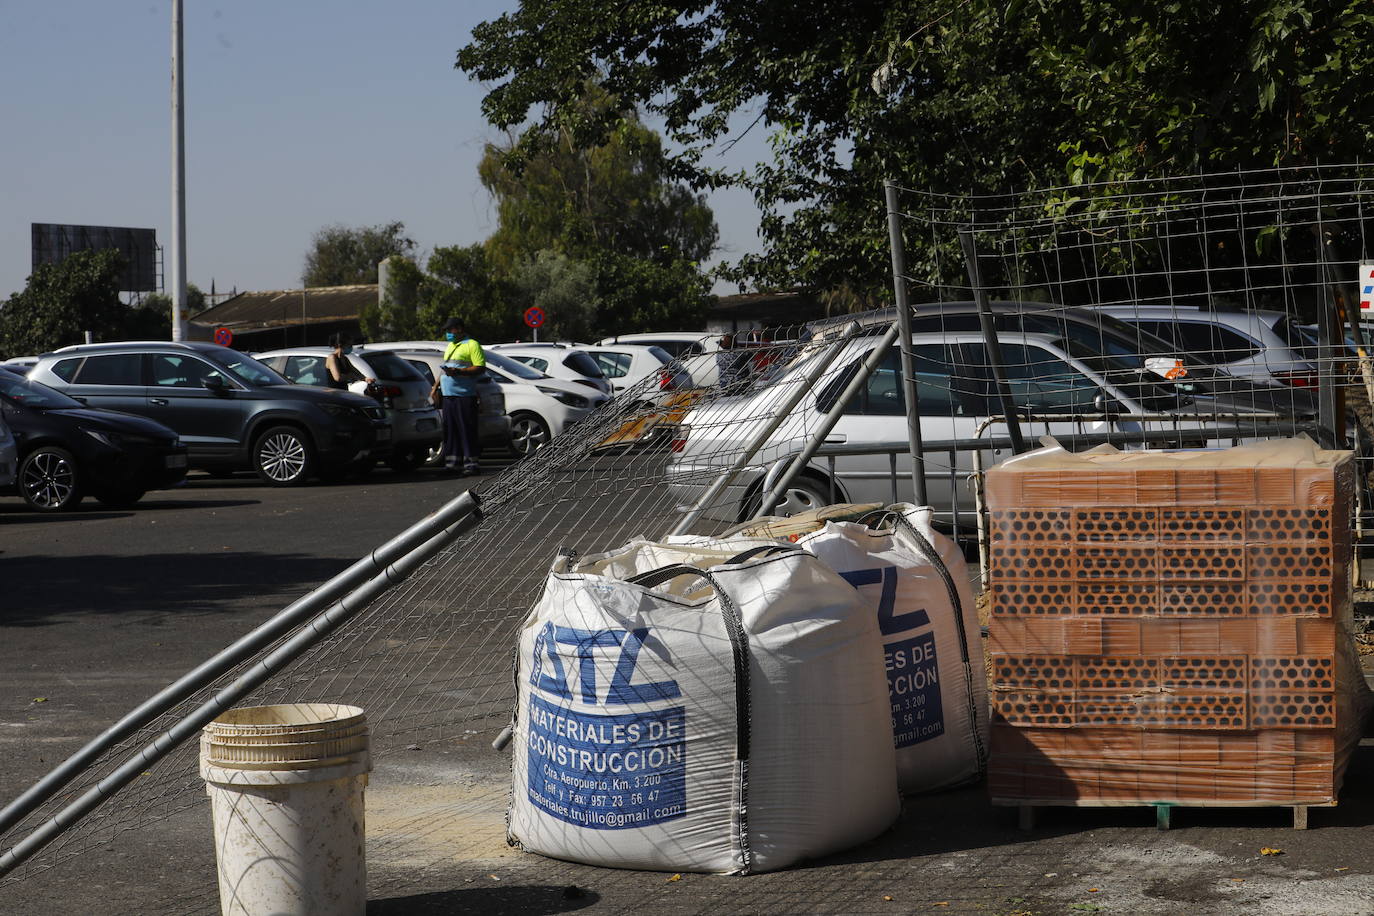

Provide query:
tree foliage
left=303, top=221, right=416, bottom=287
left=475, top=89, right=717, bottom=337
left=458, top=1, right=1374, bottom=293
left=0, top=250, right=133, bottom=357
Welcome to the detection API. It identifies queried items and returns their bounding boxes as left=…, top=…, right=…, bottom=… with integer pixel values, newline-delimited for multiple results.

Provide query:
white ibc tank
left=508, top=541, right=899, bottom=874
left=797, top=505, right=988, bottom=793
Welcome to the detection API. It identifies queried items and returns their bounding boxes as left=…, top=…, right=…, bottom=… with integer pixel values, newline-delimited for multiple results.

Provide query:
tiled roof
left=190, top=284, right=377, bottom=330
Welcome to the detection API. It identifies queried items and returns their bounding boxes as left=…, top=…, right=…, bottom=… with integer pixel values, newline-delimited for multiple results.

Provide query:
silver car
left=668, top=330, right=1279, bottom=529
left=256, top=346, right=446, bottom=471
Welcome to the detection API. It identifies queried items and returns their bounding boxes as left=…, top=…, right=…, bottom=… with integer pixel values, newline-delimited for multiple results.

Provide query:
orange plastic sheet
left=984, top=437, right=1370, bottom=806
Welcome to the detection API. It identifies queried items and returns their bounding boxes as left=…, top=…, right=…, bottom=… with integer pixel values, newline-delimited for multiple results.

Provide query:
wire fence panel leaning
left=4, top=163, right=1373, bottom=904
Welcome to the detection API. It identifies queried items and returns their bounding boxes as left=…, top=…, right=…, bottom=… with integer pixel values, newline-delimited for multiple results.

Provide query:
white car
left=668, top=330, right=1277, bottom=529
left=255, top=345, right=446, bottom=470
left=370, top=343, right=608, bottom=456
left=487, top=343, right=613, bottom=395
left=581, top=343, right=692, bottom=398
left=1093, top=305, right=1319, bottom=391
left=595, top=332, right=722, bottom=386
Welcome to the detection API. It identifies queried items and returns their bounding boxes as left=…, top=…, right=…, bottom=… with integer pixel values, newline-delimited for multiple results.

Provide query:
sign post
left=523, top=306, right=545, bottom=342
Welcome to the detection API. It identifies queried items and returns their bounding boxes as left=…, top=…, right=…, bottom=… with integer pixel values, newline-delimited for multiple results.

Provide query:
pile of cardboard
left=985, top=439, right=1368, bottom=806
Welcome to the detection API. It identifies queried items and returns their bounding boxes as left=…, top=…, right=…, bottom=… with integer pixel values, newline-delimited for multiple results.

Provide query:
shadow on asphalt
left=367, top=884, right=599, bottom=914
left=0, top=551, right=352, bottom=627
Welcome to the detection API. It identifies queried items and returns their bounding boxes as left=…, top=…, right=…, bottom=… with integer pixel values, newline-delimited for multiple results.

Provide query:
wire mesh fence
left=2, top=164, right=1371, bottom=909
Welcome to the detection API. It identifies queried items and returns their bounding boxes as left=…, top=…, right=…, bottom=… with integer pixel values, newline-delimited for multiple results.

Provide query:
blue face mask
left=445, top=331, right=457, bottom=342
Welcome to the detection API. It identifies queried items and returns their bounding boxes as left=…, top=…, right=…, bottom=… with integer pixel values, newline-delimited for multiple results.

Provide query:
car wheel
left=252, top=426, right=315, bottom=486
left=95, top=488, right=146, bottom=508
left=19, top=446, right=83, bottom=511
left=744, top=475, right=833, bottom=520
left=509, top=412, right=552, bottom=456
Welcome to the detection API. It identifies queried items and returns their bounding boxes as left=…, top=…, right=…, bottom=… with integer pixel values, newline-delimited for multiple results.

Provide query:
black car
left=28, top=342, right=389, bottom=486
left=0, top=367, right=188, bottom=511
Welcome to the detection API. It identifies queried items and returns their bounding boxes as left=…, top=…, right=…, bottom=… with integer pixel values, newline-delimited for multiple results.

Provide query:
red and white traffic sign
left=213, top=326, right=234, bottom=347
left=1360, top=262, right=1374, bottom=312
left=523, top=306, right=545, bottom=329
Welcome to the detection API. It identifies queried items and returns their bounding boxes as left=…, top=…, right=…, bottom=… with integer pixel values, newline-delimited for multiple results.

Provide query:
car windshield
left=0, top=367, right=85, bottom=409
left=1058, top=338, right=1193, bottom=412
left=209, top=351, right=288, bottom=386
left=484, top=350, right=547, bottom=379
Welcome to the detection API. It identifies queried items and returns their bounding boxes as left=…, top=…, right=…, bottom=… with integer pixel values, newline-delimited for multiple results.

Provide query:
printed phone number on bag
left=885, top=631, right=945, bottom=748
left=527, top=695, right=686, bottom=829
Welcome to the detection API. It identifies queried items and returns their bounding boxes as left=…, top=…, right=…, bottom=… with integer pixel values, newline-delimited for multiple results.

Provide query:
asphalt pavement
left=3, top=467, right=1374, bottom=915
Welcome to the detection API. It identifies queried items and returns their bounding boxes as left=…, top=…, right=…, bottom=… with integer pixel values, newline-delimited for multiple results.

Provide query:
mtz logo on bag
left=526, top=623, right=688, bottom=829
left=531, top=622, right=681, bottom=705
left=840, top=566, right=946, bottom=748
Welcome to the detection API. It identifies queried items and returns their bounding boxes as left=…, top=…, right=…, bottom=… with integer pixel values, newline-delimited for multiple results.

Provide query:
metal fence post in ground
left=1316, top=232, right=1348, bottom=448
left=958, top=228, right=1026, bottom=454
left=884, top=180, right=929, bottom=505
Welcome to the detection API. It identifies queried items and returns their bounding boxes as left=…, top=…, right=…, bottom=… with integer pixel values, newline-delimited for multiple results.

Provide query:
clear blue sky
left=0, top=1, right=766, bottom=300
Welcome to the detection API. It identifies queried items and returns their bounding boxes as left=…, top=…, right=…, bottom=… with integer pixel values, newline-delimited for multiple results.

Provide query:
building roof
left=190, top=284, right=377, bottom=331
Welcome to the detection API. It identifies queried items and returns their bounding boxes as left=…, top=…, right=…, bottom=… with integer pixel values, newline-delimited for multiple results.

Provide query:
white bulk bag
left=796, top=505, right=987, bottom=793
left=508, top=541, right=899, bottom=874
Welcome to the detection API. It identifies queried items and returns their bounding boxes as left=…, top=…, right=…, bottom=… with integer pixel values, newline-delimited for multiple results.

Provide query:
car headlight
left=538, top=386, right=590, bottom=409
left=320, top=403, right=367, bottom=421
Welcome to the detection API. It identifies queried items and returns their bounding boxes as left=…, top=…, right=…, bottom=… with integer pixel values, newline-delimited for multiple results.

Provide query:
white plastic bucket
left=200, top=703, right=371, bottom=916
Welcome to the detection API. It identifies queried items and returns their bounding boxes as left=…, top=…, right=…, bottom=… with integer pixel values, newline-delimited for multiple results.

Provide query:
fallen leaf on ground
left=667, top=874, right=681, bottom=882
left=932, top=903, right=949, bottom=908
left=1088, top=887, right=1100, bottom=892
left=882, top=896, right=892, bottom=901
left=32, top=697, right=46, bottom=703
left=1260, top=847, right=1283, bottom=856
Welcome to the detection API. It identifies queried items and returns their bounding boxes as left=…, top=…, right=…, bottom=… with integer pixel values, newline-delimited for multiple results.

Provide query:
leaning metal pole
left=668, top=322, right=861, bottom=536
left=884, top=180, right=929, bottom=505
left=0, top=503, right=484, bottom=880
left=0, top=490, right=481, bottom=842
left=757, top=321, right=902, bottom=516
left=958, top=228, right=1026, bottom=454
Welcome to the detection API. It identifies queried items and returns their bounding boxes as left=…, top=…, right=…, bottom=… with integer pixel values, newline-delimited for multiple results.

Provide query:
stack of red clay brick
left=986, top=440, right=1369, bottom=806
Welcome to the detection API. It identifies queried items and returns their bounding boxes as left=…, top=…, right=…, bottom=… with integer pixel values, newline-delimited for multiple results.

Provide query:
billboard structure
left=31, top=223, right=159, bottom=292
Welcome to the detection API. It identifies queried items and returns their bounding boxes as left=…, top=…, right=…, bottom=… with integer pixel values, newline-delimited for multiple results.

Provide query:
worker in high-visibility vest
left=439, top=317, right=486, bottom=475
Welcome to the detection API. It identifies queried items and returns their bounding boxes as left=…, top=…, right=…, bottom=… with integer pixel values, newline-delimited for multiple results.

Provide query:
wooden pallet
left=997, top=799, right=1335, bottom=831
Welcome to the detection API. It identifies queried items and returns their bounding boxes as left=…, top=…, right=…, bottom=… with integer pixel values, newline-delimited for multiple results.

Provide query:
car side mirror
left=202, top=375, right=228, bottom=393
left=1093, top=390, right=1119, bottom=418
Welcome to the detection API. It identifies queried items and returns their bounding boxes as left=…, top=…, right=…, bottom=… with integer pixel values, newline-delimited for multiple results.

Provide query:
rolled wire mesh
left=3, top=164, right=1371, bottom=909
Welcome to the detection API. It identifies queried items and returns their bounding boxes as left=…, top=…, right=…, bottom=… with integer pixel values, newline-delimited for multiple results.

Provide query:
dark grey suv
left=28, top=342, right=388, bottom=486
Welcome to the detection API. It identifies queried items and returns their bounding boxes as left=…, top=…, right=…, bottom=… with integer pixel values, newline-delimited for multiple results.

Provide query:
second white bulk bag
left=796, top=505, right=987, bottom=793
left=507, top=540, right=899, bottom=874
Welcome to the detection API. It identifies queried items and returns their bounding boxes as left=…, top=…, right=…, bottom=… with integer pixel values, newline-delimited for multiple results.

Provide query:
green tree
left=474, top=89, right=717, bottom=336
left=303, top=221, right=416, bottom=287
left=458, top=1, right=1374, bottom=293
left=508, top=250, right=600, bottom=341
left=0, top=250, right=128, bottom=357
left=141, top=284, right=206, bottom=323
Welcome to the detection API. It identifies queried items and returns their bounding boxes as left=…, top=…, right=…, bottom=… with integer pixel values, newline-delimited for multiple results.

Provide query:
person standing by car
left=715, top=333, right=751, bottom=392
left=440, top=317, right=486, bottom=474
left=325, top=333, right=373, bottom=391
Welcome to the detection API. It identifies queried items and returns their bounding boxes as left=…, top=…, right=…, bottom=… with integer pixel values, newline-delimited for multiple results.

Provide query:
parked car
left=594, top=331, right=724, bottom=387
left=1091, top=305, right=1318, bottom=391
left=0, top=412, right=16, bottom=492
left=667, top=330, right=1282, bottom=527
left=488, top=343, right=613, bottom=395
left=255, top=346, right=447, bottom=471
left=0, top=366, right=187, bottom=510
left=809, top=301, right=1319, bottom=419
left=28, top=342, right=387, bottom=486
left=370, top=343, right=605, bottom=456
left=581, top=344, right=691, bottom=399
left=1, top=356, right=38, bottom=375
